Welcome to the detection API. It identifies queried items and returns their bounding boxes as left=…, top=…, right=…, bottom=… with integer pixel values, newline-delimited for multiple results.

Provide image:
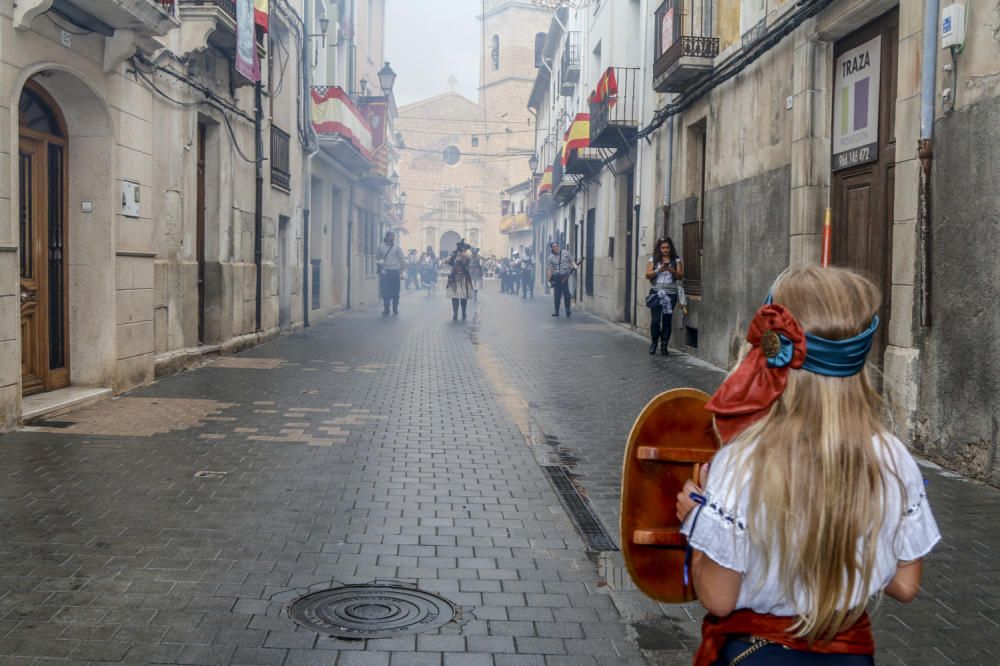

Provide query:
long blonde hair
left=729, top=266, right=895, bottom=641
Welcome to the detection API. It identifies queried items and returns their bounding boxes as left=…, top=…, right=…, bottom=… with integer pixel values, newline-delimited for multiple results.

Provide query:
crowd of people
left=380, top=233, right=587, bottom=323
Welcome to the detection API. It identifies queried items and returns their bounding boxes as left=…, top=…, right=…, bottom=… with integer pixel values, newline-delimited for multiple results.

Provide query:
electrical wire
left=269, top=26, right=292, bottom=98
left=396, top=114, right=534, bottom=125
left=130, top=58, right=262, bottom=164
left=398, top=126, right=540, bottom=138
left=399, top=145, right=533, bottom=158
left=133, top=53, right=255, bottom=123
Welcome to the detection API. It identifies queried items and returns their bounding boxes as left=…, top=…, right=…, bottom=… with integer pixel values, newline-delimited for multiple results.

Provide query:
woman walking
left=446, top=240, right=474, bottom=320
left=470, top=248, right=484, bottom=301
left=645, top=238, right=684, bottom=355
left=675, top=266, right=939, bottom=665
left=421, top=246, right=438, bottom=298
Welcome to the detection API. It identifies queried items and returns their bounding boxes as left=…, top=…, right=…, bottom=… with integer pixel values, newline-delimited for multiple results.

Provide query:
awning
left=312, top=86, right=374, bottom=159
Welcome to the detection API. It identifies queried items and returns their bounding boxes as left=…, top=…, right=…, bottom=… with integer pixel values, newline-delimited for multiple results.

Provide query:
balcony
left=177, top=0, right=263, bottom=53
left=500, top=214, right=531, bottom=235
left=652, top=0, right=720, bottom=94
left=551, top=153, right=577, bottom=204
left=559, top=31, right=581, bottom=97
left=588, top=67, right=640, bottom=149
left=15, top=0, right=180, bottom=35
left=312, top=86, right=374, bottom=173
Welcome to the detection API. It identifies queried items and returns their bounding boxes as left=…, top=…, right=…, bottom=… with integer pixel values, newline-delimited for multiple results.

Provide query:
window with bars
left=270, top=125, right=291, bottom=191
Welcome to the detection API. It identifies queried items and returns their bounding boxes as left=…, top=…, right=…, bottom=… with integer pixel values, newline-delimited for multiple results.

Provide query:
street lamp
left=378, top=62, right=397, bottom=96
left=395, top=191, right=407, bottom=220
left=390, top=172, right=400, bottom=190
left=528, top=153, right=539, bottom=174
left=309, top=3, right=331, bottom=39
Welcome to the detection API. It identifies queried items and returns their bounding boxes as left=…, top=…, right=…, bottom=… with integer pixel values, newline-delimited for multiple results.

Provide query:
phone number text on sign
left=833, top=142, right=877, bottom=170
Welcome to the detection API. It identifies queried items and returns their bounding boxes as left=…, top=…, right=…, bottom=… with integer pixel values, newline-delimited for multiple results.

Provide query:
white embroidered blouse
left=681, top=433, right=941, bottom=616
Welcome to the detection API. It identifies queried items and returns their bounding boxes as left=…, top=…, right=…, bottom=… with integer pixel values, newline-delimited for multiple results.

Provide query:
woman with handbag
left=645, top=237, right=684, bottom=355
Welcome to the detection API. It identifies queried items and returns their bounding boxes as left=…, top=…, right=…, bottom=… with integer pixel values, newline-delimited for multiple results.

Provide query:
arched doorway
left=18, top=82, right=69, bottom=396
left=440, top=231, right=462, bottom=258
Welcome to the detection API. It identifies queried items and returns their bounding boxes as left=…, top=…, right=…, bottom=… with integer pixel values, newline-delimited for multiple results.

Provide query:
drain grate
left=287, top=584, right=456, bottom=639
left=542, top=465, right=618, bottom=552
left=34, top=420, right=75, bottom=429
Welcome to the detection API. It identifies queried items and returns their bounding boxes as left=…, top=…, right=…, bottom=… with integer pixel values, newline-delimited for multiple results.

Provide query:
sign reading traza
left=832, top=36, right=881, bottom=171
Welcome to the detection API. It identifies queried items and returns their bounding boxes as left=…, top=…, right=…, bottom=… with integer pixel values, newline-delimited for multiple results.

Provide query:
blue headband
left=764, top=293, right=879, bottom=377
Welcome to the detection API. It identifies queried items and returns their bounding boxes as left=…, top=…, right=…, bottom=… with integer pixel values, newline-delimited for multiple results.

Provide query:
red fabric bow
left=705, top=305, right=807, bottom=442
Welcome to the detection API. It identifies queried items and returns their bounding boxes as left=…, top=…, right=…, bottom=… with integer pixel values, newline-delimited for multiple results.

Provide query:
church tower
left=478, top=1, right=554, bottom=129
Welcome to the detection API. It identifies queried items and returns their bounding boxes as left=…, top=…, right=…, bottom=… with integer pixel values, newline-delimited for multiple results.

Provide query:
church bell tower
left=478, top=1, right=554, bottom=127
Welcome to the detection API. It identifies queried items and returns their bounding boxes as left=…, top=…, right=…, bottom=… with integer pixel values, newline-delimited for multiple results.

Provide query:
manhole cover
left=287, top=585, right=456, bottom=639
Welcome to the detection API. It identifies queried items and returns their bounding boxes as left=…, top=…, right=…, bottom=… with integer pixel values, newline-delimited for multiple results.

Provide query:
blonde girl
left=676, top=266, right=940, bottom=666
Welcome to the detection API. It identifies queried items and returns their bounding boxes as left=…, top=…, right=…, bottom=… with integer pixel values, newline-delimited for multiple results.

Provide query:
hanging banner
left=659, top=1, right=677, bottom=56
left=362, top=100, right=389, bottom=152
left=235, top=0, right=260, bottom=82
left=832, top=36, right=881, bottom=171
left=311, top=86, right=374, bottom=158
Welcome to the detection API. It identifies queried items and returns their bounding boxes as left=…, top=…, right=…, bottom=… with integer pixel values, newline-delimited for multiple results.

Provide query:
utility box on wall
left=941, top=4, right=966, bottom=48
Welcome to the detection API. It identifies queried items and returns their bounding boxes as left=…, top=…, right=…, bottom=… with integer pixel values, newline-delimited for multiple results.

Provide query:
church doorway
left=440, top=231, right=462, bottom=258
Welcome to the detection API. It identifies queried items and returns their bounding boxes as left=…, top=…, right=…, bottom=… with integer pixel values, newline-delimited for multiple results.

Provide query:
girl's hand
left=675, top=464, right=711, bottom=523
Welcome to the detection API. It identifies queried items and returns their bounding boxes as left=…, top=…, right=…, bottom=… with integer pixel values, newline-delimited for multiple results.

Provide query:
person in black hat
left=376, top=231, right=406, bottom=315
left=446, top=240, right=474, bottom=320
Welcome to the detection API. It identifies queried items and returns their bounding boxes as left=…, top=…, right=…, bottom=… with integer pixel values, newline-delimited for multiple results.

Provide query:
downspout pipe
left=918, top=0, right=939, bottom=327
left=254, top=79, right=264, bottom=332
left=302, top=0, right=318, bottom=328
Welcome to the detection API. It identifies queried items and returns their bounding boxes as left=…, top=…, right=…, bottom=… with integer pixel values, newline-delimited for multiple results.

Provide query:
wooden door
left=19, top=83, right=70, bottom=396
left=18, top=136, right=69, bottom=394
left=624, top=172, right=635, bottom=323
left=19, top=138, right=45, bottom=395
left=831, top=9, right=898, bottom=365
left=585, top=209, right=596, bottom=297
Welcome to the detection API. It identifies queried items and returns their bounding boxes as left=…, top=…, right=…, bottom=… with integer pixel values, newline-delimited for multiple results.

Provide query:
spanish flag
left=538, top=166, right=553, bottom=194
left=254, top=0, right=269, bottom=32
left=589, top=68, right=618, bottom=106
left=561, top=113, right=591, bottom=165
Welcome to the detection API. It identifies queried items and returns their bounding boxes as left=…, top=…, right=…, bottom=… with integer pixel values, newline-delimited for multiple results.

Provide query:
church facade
left=396, top=1, right=551, bottom=258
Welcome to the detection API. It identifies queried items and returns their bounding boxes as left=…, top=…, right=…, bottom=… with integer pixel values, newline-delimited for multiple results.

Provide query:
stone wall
left=915, top=93, right=1000, bottom=485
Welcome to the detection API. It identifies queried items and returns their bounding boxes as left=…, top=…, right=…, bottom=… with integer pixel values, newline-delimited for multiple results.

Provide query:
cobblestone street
left=0, top=284, right=997, bottom=665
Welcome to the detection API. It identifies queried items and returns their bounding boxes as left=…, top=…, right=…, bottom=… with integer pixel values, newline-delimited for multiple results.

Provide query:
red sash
left=694, top=610, right=875, bottom=666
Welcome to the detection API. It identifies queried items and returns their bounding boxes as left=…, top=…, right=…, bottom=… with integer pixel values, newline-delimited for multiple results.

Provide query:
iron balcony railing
left=178, top=0, right=236, bottom=21
left=588, top=67, right=640, bottom=149
left=560, top=31, right=582, bottom=95
left=270, top=125, right=291, bottom=191
left=653, top=0, right=720, bottom=85
left=157, top=0, right=180, bottom=17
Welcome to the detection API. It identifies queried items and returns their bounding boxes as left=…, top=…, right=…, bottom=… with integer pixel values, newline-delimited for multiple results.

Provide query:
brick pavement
left=0, top=284, right=997, bottom=665
left=0, top=286, right=644, bottom=665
